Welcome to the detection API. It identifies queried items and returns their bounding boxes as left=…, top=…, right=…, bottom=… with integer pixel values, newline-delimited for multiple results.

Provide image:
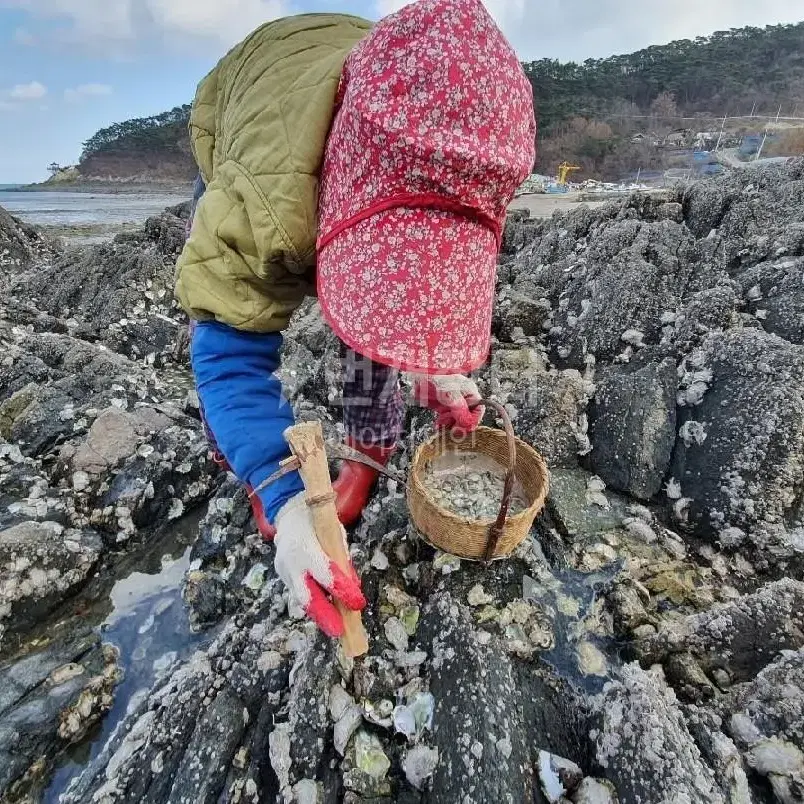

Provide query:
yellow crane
left=557, top=162, right=582, bottom=186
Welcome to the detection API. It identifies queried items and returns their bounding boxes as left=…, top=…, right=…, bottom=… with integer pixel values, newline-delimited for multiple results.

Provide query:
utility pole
left=750, top=101, right=757, bottom=118
left=755, top=131, right=768, bottom=161
left=714, top=114, right=727, bottom=151
left=775, top=104, right=782, bottom=123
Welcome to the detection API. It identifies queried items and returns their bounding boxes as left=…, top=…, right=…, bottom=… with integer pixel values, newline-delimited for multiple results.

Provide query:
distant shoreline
left=6, top=180, right=194, bottom=195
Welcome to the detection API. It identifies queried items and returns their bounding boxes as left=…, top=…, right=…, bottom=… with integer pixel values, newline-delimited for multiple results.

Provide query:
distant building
left=694, top=132, right=716, bottom=149
left=664, top=129, right=691, bottom=147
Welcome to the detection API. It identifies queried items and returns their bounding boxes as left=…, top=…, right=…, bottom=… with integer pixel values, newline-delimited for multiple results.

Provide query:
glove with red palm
left=273, top=492, right=366, bottom=637
left=409, top=373, right=485, bottom=433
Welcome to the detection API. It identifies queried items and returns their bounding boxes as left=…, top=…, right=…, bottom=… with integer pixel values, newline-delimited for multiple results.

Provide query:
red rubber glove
left=273, top=492, right=366, bottom=637
left=410, top=374, right=485, bottom=433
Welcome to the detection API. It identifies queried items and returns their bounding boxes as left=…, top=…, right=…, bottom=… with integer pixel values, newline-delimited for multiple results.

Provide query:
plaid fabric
left=340, top=341, right=405, bottom=448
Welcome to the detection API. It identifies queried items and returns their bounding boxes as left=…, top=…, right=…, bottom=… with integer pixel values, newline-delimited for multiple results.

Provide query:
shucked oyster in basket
left=421, top=451, right=530, bottom=522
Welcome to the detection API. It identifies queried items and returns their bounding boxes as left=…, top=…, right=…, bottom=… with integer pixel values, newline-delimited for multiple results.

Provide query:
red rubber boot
left=332, top=438, right=396, bottom=528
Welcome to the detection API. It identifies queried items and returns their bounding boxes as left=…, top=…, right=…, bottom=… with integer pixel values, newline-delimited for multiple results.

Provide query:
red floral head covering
left=317, top=0, right=536, bottom=374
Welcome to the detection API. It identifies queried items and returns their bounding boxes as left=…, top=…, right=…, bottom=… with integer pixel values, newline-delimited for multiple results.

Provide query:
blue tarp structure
left=739, top=133, right=781, bottom=157
left=740, top=134, right=765, bottom=156
left=668, top=148, right=725, bottom=177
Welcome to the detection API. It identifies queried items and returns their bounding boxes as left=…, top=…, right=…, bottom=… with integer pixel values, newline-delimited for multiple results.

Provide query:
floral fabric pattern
left=317, top=0, right=536, bottom=374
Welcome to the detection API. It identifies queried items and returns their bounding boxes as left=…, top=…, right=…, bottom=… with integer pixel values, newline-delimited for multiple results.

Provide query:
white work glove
left=273, top=492, right=366, bottom=637
left=408, top=373, right=485, bottom=432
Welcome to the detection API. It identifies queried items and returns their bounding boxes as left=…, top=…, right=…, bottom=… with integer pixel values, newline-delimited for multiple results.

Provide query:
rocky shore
left=1, top=160, right=802, bottom=803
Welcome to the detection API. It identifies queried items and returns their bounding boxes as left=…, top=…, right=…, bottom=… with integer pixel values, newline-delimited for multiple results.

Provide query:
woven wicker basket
left=407, top=401, right=549, bottom=561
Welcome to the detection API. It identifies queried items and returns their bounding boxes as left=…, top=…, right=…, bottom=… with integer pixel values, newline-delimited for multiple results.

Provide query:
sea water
left=0, top=189, right=189, bottom=243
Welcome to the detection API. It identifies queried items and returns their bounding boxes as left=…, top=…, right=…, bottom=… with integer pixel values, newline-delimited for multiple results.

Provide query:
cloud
left=2, top=1, right=138, bottom=45
left=64, top=83, right=113, bottom=102
left=513, top=0, right=804, bottom=61
left=377, top=0, right=524, bottom=30
left=1, top=0, right=290, bottom=52
left=13, top=26, right=36, bottom=45
left=4, top=0, right=803, bottom=59
left=10, top=81, right=47, bottom=100
left=0, top=100, right=16, bottom=112
left=147, top=0, right=287, bottom=44
left=374, top=0, right=804, bottom=60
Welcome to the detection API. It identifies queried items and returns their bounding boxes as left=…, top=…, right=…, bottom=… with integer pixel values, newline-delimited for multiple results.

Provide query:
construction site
left=513, top=115, right=804, bottom=216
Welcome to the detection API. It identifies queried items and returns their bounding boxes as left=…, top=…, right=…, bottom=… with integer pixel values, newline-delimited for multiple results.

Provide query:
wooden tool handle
left=284, top=422, right=369, bottom=658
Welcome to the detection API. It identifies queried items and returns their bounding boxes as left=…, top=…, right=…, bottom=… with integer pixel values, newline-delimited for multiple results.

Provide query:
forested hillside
left=68, top=21, right=804, bottom=185
left=76, top=105, right=196, bottom=183
left=80, top=105, right=191, bottom=161
left=526, top=22, right=804, bottom=179
left=525, top=23, right=804, bottom=131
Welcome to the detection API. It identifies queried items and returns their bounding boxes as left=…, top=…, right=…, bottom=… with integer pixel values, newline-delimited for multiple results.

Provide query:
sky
left=1, top=0, right=803, bottom=183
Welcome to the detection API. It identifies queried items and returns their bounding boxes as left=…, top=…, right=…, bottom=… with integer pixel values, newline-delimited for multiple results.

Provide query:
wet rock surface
left=589, top=357, right=677, bottom=501
left=670, top=328, right=804, bottom=556
left=1, top=160, right=804, bottom=803
left=0, top=627, right=121, bottom=802
left=0, top=520, right=102, bottom=648
left=7, top=206, right=189, bottom=364
left=0, top=202, right=221, bottom=800
left=0, top=207, right=53, bottom=280
left=592, top=663, right=725, bottom=803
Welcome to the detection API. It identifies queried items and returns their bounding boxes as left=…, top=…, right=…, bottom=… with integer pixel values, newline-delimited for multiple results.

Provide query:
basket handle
left=471, top=399, right=518, bottom=562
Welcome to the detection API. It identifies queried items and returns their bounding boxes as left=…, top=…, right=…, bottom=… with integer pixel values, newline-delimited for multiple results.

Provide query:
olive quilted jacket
left=174, top=13, right=372, bottom=332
